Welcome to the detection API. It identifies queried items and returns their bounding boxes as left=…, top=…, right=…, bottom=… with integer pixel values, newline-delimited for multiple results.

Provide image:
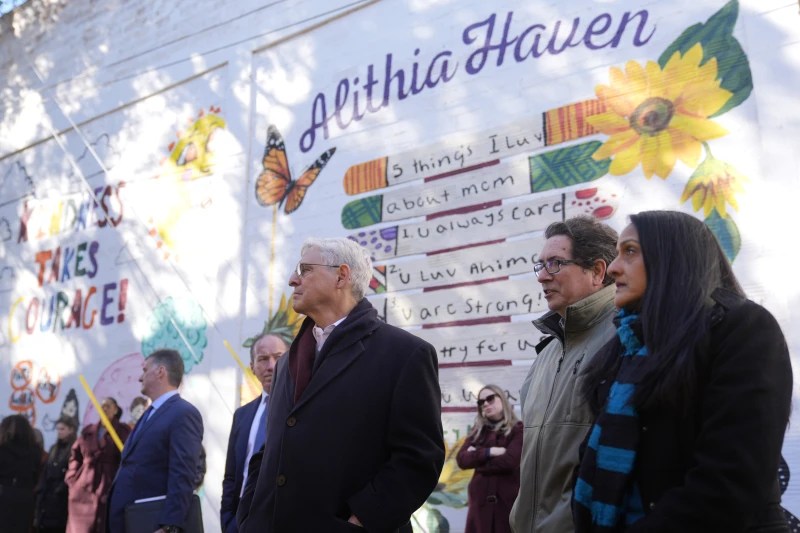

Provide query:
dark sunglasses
left=477, top=394, right=498, bottom=407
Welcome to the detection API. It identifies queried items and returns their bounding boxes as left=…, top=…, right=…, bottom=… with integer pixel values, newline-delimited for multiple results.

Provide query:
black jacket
left=238, top=299, right=445, bottom=533
left=583, top=289, right=792, bottom=532
left=35, top=436, right=75, bottom=528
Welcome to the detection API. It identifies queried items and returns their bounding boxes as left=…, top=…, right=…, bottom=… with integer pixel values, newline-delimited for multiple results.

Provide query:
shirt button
left=286, top=417, right=296, bottom=427
left=641, top=426, right=648, bottom=432
left=649, top=502, right=655, bottom=510
left=276, top=474, right=286, bottom=486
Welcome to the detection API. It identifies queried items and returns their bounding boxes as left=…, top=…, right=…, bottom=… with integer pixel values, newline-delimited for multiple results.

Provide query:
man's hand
left=467, top=445, right=477, bottom=451
left=348, top=514, right=363, bottom=527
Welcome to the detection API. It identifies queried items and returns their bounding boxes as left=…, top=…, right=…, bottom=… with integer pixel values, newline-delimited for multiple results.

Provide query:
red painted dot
left=593, top=205, right=615, bottom=219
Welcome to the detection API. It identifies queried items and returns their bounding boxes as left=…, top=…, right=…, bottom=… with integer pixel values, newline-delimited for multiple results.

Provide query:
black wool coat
left=238, top=299, right=445, bottom=533
left=583, top=289, right=792, bottom=532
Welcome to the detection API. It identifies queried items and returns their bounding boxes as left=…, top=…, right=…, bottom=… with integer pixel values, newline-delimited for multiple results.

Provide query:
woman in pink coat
left=457, top=385, right=523, bottom=533
left=65, top=397, right=131, bottom=533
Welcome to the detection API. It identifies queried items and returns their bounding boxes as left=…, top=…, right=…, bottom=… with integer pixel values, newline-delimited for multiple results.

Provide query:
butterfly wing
left=284, top=147, right=337, bottom=214
left=255, top=125, right=291, bottom=207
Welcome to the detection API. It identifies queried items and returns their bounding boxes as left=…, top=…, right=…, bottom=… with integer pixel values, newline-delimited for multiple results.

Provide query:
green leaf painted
left=658, top=0, right=752, bottom=116
left=426, top=490, right=467, bottom=508
left=426, top=507, right=450, bottom=533
left=705, top=210, right=741, bottom=262
left=341, top=195, right=383, bottom=229
left=530, top=141, right=610, bottom=192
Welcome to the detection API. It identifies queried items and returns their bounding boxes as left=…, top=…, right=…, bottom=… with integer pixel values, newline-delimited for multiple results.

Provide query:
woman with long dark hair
left=0, top=414, right=43, bottom=533
left=35, top=416, right=77, bottom=532
left=65, top=397, right=131, bottom=533
left=457, top=385, right=523, bottom=533
left=573, top=210, right=792, bottom=531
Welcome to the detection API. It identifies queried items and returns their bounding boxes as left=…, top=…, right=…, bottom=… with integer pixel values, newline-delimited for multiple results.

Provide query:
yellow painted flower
left=166, top=112, right=226, bottom=179
left=589, top=43, right=732, bottom=179
left=680, top=153, right=747, bottom=218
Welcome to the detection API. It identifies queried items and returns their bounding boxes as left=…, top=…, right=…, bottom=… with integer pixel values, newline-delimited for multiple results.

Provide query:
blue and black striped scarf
left=573, top=309, right=647, bottom=532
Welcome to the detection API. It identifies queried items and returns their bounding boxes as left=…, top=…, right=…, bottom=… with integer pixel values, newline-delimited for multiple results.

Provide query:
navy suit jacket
left=108, top=393, right=204, bottom=532
left=220, top=395, right=261, bottom=533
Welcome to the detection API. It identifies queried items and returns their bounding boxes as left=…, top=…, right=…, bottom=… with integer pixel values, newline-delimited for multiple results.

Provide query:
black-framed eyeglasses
left=477, top=394, right=498, bottom=407
left=294, top=262, right=341, bottom=278
left=533, top=259, right=579, bottom=276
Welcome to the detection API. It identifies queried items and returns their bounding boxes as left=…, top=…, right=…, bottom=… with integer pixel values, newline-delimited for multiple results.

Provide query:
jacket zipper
left=573, top=353, right=585, bottom=375
left=532, top=342, right=567, bottom=526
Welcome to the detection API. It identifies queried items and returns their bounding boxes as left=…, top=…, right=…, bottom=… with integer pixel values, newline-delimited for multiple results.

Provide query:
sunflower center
left=629, top=97, right=675, bottom=136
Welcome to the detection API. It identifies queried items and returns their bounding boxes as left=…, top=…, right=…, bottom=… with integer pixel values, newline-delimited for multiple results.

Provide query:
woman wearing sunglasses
left=457, top=385, right=523, bottom=533
left=573, top=210, right=792, bottom=532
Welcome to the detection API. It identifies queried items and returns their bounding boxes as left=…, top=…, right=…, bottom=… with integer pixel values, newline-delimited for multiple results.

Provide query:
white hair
left=301, top=237, right=372, bottom=300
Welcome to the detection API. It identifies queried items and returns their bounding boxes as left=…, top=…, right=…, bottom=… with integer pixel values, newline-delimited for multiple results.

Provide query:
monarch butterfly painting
left=255, top=125, right=336, bottom=214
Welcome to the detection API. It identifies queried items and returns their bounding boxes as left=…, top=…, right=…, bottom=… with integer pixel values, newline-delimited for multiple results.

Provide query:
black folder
left=124, top=494, right=204, bottom=533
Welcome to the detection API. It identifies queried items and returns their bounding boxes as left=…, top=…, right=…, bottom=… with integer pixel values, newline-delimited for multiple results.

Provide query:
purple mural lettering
left=299, top=9, right=653, bottom=153
left=465, top=10, right=655, bottom=75
left=300, top=49, right=457, bottom=152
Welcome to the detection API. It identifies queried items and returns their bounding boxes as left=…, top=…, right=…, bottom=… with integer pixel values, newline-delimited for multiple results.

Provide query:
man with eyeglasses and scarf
left=510, top=216, right=618, bottom=533
left=237, top=237, right=444, bottom=533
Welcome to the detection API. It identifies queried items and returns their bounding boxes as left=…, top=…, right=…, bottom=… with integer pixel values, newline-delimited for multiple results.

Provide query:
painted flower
left=589, top=43, right=732, bottom=179
left=681, top=151, right=747, bottom=218
left=413, top=436, right=472, bottom=531
left=430, top=436, right=472, bottom=502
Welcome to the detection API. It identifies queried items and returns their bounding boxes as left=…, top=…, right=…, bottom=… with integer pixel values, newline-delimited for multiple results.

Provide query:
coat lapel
left=291, top=299, right=380, bottom=411
left=123, top=394, right=178, bottom=458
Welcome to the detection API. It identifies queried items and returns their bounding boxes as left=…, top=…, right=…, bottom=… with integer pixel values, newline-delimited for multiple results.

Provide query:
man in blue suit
left=220, top=332, right=288, bottom=533
left=108, top=349, right=204, bottom=533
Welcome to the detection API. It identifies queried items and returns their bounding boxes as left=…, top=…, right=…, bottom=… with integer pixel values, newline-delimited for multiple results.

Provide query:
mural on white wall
left=0, top=0, right=797, bottom=530
left=242, top=0, right=794, bottom=530
left=0, top=64, right=243, bottom=483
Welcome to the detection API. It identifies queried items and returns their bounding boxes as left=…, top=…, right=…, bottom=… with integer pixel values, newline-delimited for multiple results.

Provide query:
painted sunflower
left=588, top=43, right=732, bottom=179
left=681, top=152, right=747, bottom=218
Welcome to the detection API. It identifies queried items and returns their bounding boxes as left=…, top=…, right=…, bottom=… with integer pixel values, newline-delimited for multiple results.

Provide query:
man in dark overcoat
left=237, top=237, right=445, bottom=533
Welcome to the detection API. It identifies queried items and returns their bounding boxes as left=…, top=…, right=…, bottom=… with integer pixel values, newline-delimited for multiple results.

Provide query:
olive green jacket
left=509, top=284, right=616, bottom=533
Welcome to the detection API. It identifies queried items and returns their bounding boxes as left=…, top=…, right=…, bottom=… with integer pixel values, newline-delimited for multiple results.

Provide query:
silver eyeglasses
left=294, top=262, right=341, bottom=278
left=533, top=259, right=579, bottom=276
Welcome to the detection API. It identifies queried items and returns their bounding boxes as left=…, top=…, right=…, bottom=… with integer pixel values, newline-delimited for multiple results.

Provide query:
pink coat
left=65, top=420, right=131, bottom=533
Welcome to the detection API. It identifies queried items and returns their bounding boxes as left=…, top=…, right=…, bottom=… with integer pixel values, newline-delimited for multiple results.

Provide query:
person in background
left=221, top=332, right=288, bottom=533
left=65, top=397, right=132, bottom=533
left=510, top=216, right=618, bottom=533
left=128, top=396, right=150, bottom=429
left=35, top=416, right=77, bottom=533
left=457, top=385, right=523, bottom=533
left=573, top=210, right=792, bottom=531
left=0, top=414, right=43, bottom=533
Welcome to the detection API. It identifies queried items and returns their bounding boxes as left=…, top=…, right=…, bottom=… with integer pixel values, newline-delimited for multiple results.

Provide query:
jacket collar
left=534, top=284, right=616, bottom=340
left=289, top=299, right=380, bottom=410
